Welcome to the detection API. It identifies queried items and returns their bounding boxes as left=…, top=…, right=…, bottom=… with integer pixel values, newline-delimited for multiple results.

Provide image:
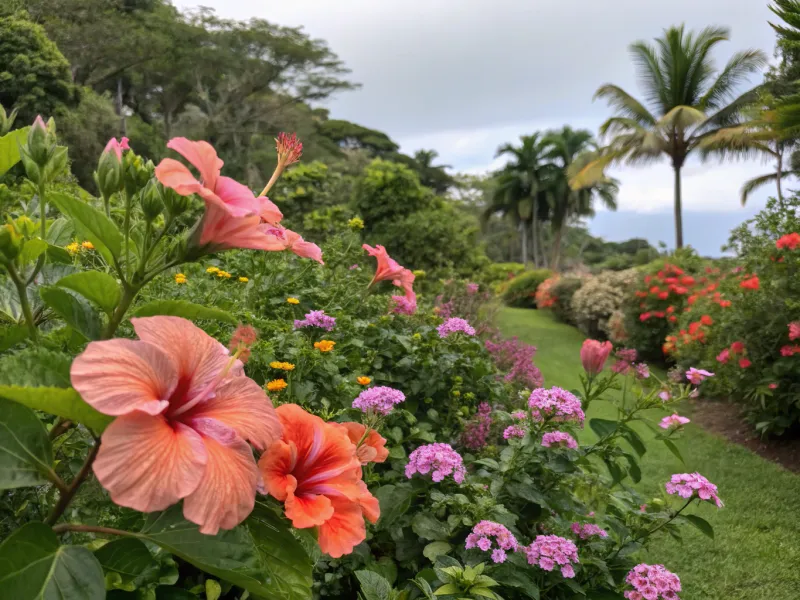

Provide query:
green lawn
left=497, top=307, right=800, bottom=600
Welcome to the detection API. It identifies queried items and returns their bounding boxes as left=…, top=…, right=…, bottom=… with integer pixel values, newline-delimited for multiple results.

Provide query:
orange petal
left=184, top=375, right=281, bottom=451
left=285, top=491, right=334, bottom=528
left=356, top=480, right=380, bottom=524
left=339, top=423, right=389, bottom=465
left=285, top=229, right=323, bottom=264
left=183, top=426, right=259, bottom=535
left=259, top=439, right=297, bottom=501
left=71, top=338, right=175, bottom=416
left=154, top=158, right=204, bottom=197
left=317, top=498, right=366, bottom=558
left=166, top=137, right=222, bottom=191
left=93, top=413, right=207, bottom=512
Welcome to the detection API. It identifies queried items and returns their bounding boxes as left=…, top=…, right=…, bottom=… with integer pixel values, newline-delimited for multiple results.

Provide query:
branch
left=45, top=440, right=100, bottom=525
left=52, top=523, right=134, bottom=538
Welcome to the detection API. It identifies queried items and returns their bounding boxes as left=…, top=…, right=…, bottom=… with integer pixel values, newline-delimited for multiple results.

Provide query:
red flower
left=739, top=358, right=751, bottom=368
left=669, top=316, right=677, bottom=323
left=700, top=315, right=713, bottom=326
left=688, top=322, right=702, bottom=335
left=650, top=286, right=660, bottom=295
left=789, top=322, right=800, bottom=341
left=730, top=341, right=745, bottom=354
left=716, top=348, right=729, bottom=363
left=639, top=312, right=652, bottom=321
left=776, top=232, right=800, bottom=250
left=658, top=291, right=669, bottom=300
left=687, top=294, right=697, bottom=304
left=769, top=383, right=778, bottom=390
left=654, top=311, right=665, bottom=318
left=719, top=300, right=732, bottom=308
left=680, top=276, right=695, bottom=286
left=781, top=345, right=796, bottom=357
left=740, top=276, right=760, bottom=290
left=666, top=306, right=675, bottom=314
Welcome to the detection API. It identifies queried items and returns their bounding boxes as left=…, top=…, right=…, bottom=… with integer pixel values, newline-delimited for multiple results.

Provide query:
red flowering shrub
left=534, top=274, right=560, bottom=308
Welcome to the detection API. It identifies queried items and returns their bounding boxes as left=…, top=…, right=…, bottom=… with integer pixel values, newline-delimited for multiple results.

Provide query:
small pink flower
left=789, top=322, right=800, bottom=341
left=276, top=132, right=303, bottom=166
left=405, top=443, right=466, bottom=483
left=503, top=425, right=526, bottom=439
left=524, top=535, right=579, bottom=578
left=659, top=414, right=690, bottom=429
left=658, top=390, right=671, bottom=402
left=465, top=521, right=518, bottom=564
left=103, top=137, right=130, bottom=161
left=665, top=472, right=723, bottom=507
left=716, top=348, right=729, bottom=364
left=624, top=564, right=681, bottom=600
left=541, top=431, right=578, bottom=449
left=686, top=368, right=713, bottom=385
left=769, top=382, right=778, bottom=390
left=580, top=339, right=613, bottom=376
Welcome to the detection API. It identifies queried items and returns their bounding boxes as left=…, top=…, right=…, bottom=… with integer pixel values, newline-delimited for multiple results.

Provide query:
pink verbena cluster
left=391, top=294, right=417, bottom=315
left=405, top=443, right=466, bottom=483
left=612, top=348, right=639, bottom=375
left=665, top=472, right=723, bottom=507
left=570, top=522, right=608, bottom=539
left=528, top=387, right=585, bottom=425
left=541, top=431, right=578, bottom=449
left=465, top=520, right=519, bottom=563
left=503, top=425, right=526, bottom=439
left=437, top=317, right=476, bottom=338
left=659, top=414, right=690, bottom=429
left=524, top=535, right=579, bottom=578
left=293, top=309, right=336, bottom=331
left=352, top=386, right=406, bottom=415
left=634, top=363, right=650, bottom=379
left=461, top=403, right=493, bottom=450
left=485, top=336, right=544, bottom=389
left=511, top=410, right=527, bottom=420
left=434, top=297, right=455, bottom=319
left=624, top=564, right=681, bottom=600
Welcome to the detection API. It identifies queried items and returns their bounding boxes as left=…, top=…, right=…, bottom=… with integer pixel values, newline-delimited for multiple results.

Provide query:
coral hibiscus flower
left=336, top=422, right=389, bottom=465
left=259, top=404, right=379, bottom=558
left=363, top=244, right=406, bottom=286
left=70, top=316, right=282, bottom=535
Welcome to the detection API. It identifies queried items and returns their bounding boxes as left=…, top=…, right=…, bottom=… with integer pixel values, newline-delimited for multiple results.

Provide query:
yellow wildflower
left=357, top=376, right=371, bottom=386
left=206, top=266, right=220, bottom=273
left=174, top=273, right=187, bottom=284
left=81, top=240, right=95, bottom=250
left=238, top=276, right=249, bottom=283
left=269, top=361, right=295, bottom=371
left=287, top=297, right=300, bottom=305
left=412, top=269, right=426, bottom=278
left=266, top=379, right=288, bottom=392
left=314, top=340, right=336, bottom=353
left=65, top=242, right=80, bottom=255
left=348, top=217, right=364, bottom=230
left=217, top=270, right=232, bottom=279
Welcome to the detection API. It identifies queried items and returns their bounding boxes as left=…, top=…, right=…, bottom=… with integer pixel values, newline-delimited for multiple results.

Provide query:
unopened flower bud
left=140, top=179, right=163, bottom=221
left=15, top=215, right=36, bottom=237
left=0, top=223, right=22, bottom=261
left=95, top=138, right=128, bottom=198
left=123, top=152, right=151, bottom=197
left=26, top=116, right=52, bottom=166
left=43, top=146, right=69, bottom=182
left=161, top=185, right=191, bottom=217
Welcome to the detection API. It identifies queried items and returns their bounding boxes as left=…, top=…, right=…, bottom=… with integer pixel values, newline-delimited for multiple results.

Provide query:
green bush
left=571, top=268, right=638, bottom=339
left=501, top=269, right=553, bottom=308
left=550, top=276, right=584, bottom=325
left=476, top=261, right=526, bottom=291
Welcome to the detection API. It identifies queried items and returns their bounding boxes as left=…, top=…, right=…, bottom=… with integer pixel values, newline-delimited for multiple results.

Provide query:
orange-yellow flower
left=267, top=379, right=288, bottom=392
left=81, top=240, right=95, bottom=250
left=314, top=340, right=335, bottom=352
left=357, top=376, right=371, bottom=386
left=270, top=361, right=295, bottom=371
left=174, top=273, right=187, bottom=284
left=66, top=242, right=80, bottom=255
left=238, top=276, right=249, bottom=283
left=287, top=297, right=300, bottom=304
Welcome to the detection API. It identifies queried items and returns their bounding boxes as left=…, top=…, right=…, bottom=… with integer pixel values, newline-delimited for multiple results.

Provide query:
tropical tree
left=412, top=149, right=454, bottom=194
left=573, top=25, right=767, bottom=248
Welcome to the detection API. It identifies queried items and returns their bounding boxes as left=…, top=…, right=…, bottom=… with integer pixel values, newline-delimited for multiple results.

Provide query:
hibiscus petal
left=184, top=375, right=281, bottom=451
left=200, top=205, right=285, bottom=251
left=258, top=196, right=283, bottom=225
left=356, top=480, right=380, bottom=524
left=285, top=229, right=323, bottom=264
left=71, top=338, right=175, bottom=416
left=285, top=491, right=334, bottom=528
left=183, top=423, right=259, bottom=535
left=214, top=176, right=261, bottom=217
left=259, top=440, right=297, bottom=501
left=166, top=137, right=222, bottom=191
left=317, top=498, right=366, bottom=558
left=154, top=158, right=204, bottom=197
left=93, top=413, right=207, bottom=512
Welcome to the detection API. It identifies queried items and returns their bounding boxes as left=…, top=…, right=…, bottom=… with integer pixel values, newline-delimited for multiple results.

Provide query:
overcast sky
left=176, top=0, right=782, bottom=254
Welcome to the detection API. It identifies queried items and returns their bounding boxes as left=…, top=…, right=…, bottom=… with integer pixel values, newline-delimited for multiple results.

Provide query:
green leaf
left=662, top=439, right=685, bottom=464
left=355, top=570, right=392, bottom=600
left=683, top=514, right=715, bottom=539
left=0, top=386, right=113, bottom=433
left=49, top=191, right=123, bottom=262
left=0, top=398, right=54, bottom=489
left=133, top=300, right=236, bottom=324
left=375, top=484, right=416, bottom=529
left=423, top=541, right=453, bottom=562
left=412, top=513, right=450, bottom=541
left=56, top=271, right=121, bottom=316
left=95, top=538, right=159, bottom=592
left=433, top=583, right=460, bottom=596
left=40, top=286, right=103, bottom=340
left=0, top=324, right=28, bottom=351
left=19, top=239, right=48, bottom=265
left=47, top=243, right=74, bottom=264
left=0, top=522, right=105, bottom=599
left=470, top=588, right=498, bottom=599
left=620, top=425, right=647, bottom=457
left=0, top=126, right=30, bottom=178
left=46, top=217, right=74, bottom=246
left=622, top=453, right=642, bottom=483
left=138, top=505, right=270, bottom=596
left=205, top=579, right=222, bottom=600
left=246, top=501, right=314, bottom=600
left=489, top=564, right=539, bottom=599
left=589, top=418, right=618, bottom=440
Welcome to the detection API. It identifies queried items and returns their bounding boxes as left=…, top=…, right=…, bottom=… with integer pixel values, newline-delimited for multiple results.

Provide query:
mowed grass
left=497, top=307, right=800, bottom=600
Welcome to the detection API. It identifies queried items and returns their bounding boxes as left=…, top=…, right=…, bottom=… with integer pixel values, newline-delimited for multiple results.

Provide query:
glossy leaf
left=355, top=570, right=392, bottom=600
left=0, top=127, right=30, bottom=177
left=19, top=239, right=48, bottom=265
left=375, top=484, right=416, bottom=529
left=620, top=425, right=647, bottom=457
left=40, top=285, right=103, bottom=340
left=133, top=300, right=236, bottom=324
left=57, top=271, right=121, bottom=315
left=683, top=514, right=715, bottom=539
left=0, top=398, right=53, bottom=489
left=49, top=191, right=123, bottom=262
left=0, top=324, right=28, bottom=351
left=423, top=541, right=452, bottom=562
left=0, top=522, right=105, bottom=599
left=412, top=513, right=450, bottom=541
left=589, top=418, right=618, bottom=440
left=0, top=385, right=112, bottom=433
left=663, top=439, right=685, bottom=464
left=95, top=538, right=160, bottom=591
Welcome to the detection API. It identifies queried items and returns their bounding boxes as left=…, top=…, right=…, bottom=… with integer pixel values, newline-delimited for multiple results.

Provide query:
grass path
left=497, top=307, right=800, bottom=600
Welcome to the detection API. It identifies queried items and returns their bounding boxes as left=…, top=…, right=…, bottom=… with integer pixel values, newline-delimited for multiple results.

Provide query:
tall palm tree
left=573, top=25, right=767, bottom=248
left=543, top=126, right=619, bottom=269
left=412, top=149, right=454, bottom=194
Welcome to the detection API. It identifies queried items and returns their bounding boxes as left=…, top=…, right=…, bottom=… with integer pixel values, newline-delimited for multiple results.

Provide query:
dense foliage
left=500, top=269, right=553, bottom=308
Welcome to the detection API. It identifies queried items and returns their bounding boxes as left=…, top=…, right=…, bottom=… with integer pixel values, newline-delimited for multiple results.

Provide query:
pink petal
left=93, top=413, right=207, bottom=512
left=131, top=317, right=229, bottom=411
left=258, top=196, right=283, bottom=225
left=200, top=205, right=286, bottom=251
left=155, top=158, right=204, bottom=197
left=214, top=176, right=261, bottom=217
left=182, top=423, right=259, bottom=534
left=166, top=137, right=222, bottom=191
left=71, top=338, right=175, bottom=416
left=182, top=375, right=282, bottom=451
left=285, top=229, right=323, bottom=264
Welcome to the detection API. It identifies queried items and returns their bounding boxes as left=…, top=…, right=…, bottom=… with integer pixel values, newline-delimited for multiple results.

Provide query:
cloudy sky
left=177, top=0, right=782, bottom=254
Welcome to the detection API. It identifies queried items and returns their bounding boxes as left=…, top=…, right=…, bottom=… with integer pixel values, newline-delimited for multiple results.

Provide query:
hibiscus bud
left=140, top=179, right=163, bottom=221
left=43, top=146, right=69, bottom=182
left=95, top=139, right=127, bottom=199
left=161, top=185, right=191, bottom=217
left=26, top=115, right=53, bottom=166
left=580, top=339, right=613, bottom=376
left=0, top=223, right=22, bottom=261
left=123, top=152, right=152, bottom=197
left=15, top=215, right=36, bottom=237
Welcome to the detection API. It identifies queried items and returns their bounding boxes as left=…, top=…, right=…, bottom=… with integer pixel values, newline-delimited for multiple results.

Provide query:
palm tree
left=543, top=126, right=619, bottom=269
left=412, top=149, right=454, bottom=194
left=573, top=25, right=767, bottom=248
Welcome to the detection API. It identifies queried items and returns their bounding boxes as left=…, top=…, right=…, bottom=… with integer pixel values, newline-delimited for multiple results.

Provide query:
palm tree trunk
left=551, top=225, right=563, bottom=271
left=519, top=221, right=528, bottom=266
left=776, top=149, right=784, bottom=208
left=673, top=165, right=683, bottom=249
left=531, top=200, right=539, bottom=268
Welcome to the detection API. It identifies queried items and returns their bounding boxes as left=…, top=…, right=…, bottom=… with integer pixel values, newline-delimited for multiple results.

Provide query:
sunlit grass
left=497, top=307, right=800, bottom=600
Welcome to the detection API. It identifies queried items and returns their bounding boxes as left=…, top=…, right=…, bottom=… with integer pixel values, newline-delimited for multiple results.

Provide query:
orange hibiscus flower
left=336, top=422, right=390, bottom=465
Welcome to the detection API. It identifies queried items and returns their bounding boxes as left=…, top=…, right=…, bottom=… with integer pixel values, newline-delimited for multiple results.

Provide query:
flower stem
left=52, top=523, right=134, bottom=537
left=103, top=284, right=137, bottom=339
left=46, top=441, right=100, bottom=525
left=5, top=262, right=38, bottom=341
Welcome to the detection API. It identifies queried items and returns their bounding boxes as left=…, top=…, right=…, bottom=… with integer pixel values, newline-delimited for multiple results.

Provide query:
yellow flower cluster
left=65, top=241, right=94, bottom=255
left=286, top=297, right=300, bottom=305
left=357, top=376, right=371, bottom=386
left=82, top=241, right=94, bottom=250
left=217, top=270, right=232, bottom=278
left=206, top=266, right=220, bottom=273
left=348, top=217, right=365, bottom=230
left=238, top=276, right=249, bottom=283
left=266, top=378, right=288, bottom=392
left=269, top=361, right=295, bottom=371
left=174, top=273, right=187, bottom=284
left=314, top=340, right=336, bottom=352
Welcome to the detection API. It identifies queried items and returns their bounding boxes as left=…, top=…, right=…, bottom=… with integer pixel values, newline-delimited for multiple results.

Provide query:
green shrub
left=476, top=262, right=526, bottom=290
left=501, top=268, right=553, bottom=307
left=571, top=268, right=638, bottom=338
left=550, top=276, right=584, bottom=325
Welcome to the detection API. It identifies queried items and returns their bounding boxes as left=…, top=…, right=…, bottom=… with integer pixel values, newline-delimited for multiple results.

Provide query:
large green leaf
left=40, top=285, right=103, bottom=340
left=412, top=513, right=450, bottom=541
left=374, top=484, right=416, bottom=529
left=57, top=271, right=121, bottom=316
left=19, top=238, right=48, bottom=265
left=46, top=217, right=75, bottom=246
left=0, top=522, right=105, bottom=599
left=0, top=127, right=30, bottom=178
left=95, top=538, right=160, bottom=592
left=682, top=514, right=715, bottom=539
left=0, top=398, right=54, bottom=489
left=589, top=418, right=618, bottom=440
left=355, top=570, right=392, bottom=600
left=662, top=439, right=685, bottom=465
left=49, top=191, right=123, bottom=263
left=0, top=385, right=113, bottom=433
left=247, top=502, right=314, bottom=600
left=133, top=300, right=236, bottom=324
left=138, top=505, right=270, bottom=596
left=0, top=324, right=28, bottom=351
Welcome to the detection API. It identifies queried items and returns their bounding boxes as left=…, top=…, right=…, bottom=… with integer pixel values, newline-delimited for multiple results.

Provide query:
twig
left=45, top=441, right=100, bottom=525
left=48, top=419, right=73, bottom=440
left=52, top=523, right=133, bottom=537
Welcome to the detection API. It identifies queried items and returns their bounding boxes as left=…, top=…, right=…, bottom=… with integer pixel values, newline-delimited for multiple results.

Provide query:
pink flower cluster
left=523, top=535, right=579, bottom=578
left=437, top=317, right=476, bottom=338
left=511, top=410, right=527, bottom=420
left=461, top=403, right=493, bottom=450
left=503, top=425, right=526, bottom=439
left=659, top=414, right=690, bottom=429
left=294, top=310, right=336, bottom=331
left=352, top=386, right=406, bottom=415
left=612, top=348, right=639, bottom=375
left=624, top=564, right=681, bottom=600
left=466, top=283, right=480, bottom=294
left=405, top=443, right=466, bottom=483
left=485, top=336, right=544, bottom=389
left=465, top=520, right=519, bottom=563
left=685, top=368, right=713, bottom=385
left=570, top=522, right=608, bottom=540
left=541, top=431, right=578, bottom=449
left=634, top=363, right=650, bottom=379
left=665, top=472, right=723, bottom=507
left=528, top=387, right=585, bottom=425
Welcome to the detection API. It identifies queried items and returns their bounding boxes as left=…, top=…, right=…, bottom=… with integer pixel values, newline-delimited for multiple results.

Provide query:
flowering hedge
left=0, top=119, right=719, bottom=599
left=571, top=268, right=638, bottom=339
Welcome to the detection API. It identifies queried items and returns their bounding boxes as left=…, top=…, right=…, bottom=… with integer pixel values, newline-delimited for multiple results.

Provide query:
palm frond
left=740, top=172, right=781, bottom=206
left=594, top=85, right=657, bottom=127
left=695, top=124, right=775, bottom=161
left=657, top=105, right=708, bottom=131
left=700, top=85, right=764, bottom=130
left=629, top=41, right=669, bottom=112
left=699, top=50, right=768, bottom=111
